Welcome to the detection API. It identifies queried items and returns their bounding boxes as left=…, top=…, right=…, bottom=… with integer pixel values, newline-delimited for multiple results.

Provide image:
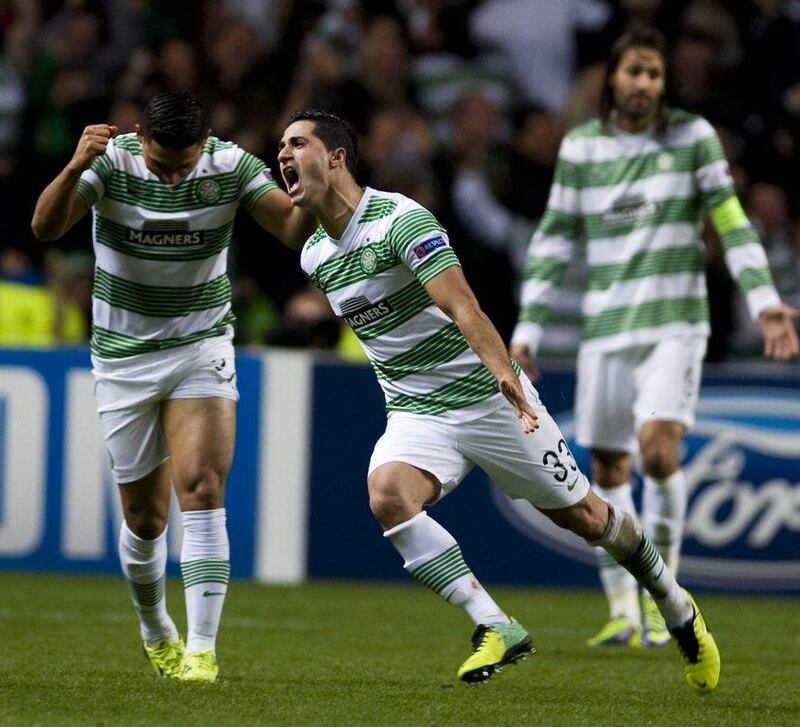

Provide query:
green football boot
left=457, top=618, right=534, bottom=683
left=586, top=616, right=638, bottom=647
left=142, top=636, right=185, bottom=678
left=178, top=649, right=219, bottom=683
left=669, top=591, right=721, bottom=693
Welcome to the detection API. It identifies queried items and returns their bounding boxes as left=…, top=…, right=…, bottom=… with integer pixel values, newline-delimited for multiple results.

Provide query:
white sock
left=642, top=470, right=687, bottom=575
left=180, top=508, right=230, bottom=654
left=385, top=511, right=510, bottom=626
left=590, top=502, right=693, bottom=629
left=118, top=523, right=178, bottom=644
left=593, top=484, right=639, bottom=624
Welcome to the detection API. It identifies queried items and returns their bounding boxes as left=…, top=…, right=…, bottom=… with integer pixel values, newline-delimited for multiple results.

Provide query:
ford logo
left=492, top=388, right=800, bottom=591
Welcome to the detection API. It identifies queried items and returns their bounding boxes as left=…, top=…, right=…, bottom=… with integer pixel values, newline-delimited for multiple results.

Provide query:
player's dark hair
left=289, top=109, right=359, bottom=176
left=599, top=27, right=669, bottom=136
left=142, top=92, right=208, bottom=148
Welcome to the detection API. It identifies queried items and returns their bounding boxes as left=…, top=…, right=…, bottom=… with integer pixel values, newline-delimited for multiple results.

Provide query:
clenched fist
left=67, top=124, right=118, bottom=174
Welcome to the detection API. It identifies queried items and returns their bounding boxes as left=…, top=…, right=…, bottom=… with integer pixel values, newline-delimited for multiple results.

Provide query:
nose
left=277, top=146, right=291, bottom=164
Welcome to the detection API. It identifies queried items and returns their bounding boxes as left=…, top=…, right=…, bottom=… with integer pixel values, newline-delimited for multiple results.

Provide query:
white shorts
left=574, top=335, right=707, bottom=453
left=368, top=378, right=590, bottom=510
left=92, top=333, right=239, bottom=484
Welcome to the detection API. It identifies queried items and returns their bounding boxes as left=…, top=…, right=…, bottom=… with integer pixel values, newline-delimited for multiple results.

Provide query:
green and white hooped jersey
left=302, top=188, right=507, bottom=420
left=513, top=109, right=780, bottom=353
left=78, top=133, right=277, bottom=359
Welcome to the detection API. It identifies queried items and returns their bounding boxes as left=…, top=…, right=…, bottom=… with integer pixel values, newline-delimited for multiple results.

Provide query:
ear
left=329, top=147, right=346, bottom=169
left=135, top=123, right=143, bottom=142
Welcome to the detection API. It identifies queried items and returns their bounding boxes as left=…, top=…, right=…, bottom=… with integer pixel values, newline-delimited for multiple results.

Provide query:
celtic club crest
left=196, top=179, right=222, bottom=204
left=360, top=248, right=378, bottom=274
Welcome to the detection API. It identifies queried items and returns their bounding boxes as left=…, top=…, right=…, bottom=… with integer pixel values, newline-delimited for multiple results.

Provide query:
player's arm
left=31, top=124, right=117, bottom=241
left=509, top=145, right=583, bottom=378
left=248, top=188, right=318, bottom=251
left=425, top=265, right=538, bottom=433
left=696, top=122, right=799, bottom=360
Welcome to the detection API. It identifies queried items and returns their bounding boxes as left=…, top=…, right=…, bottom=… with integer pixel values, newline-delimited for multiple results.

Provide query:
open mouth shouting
left=282, top=164, right=302, bottom=197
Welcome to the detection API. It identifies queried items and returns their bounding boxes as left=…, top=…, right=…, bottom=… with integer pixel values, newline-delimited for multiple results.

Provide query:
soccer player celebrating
left=510, top=29, right=799, bottom=648
left=31, top=92, right=315, bottom=682
left=278, top=108, right=720, bottom=691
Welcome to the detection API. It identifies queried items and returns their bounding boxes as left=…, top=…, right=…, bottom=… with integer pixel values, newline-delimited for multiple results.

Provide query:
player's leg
left=163, top=395, right=235, bottom=683
left=95, top=368, right=183, bottom=678
left=543, top=491, right=720, bottom=692
left=633, top=335, right=705, bottom=645
left=371, top=462, right=511, bottom=626
left=117, top=461, right=184, bottom=676
left=637, top=420, right=685, bottom=646
left=575, top=347, right=640, bottom=644
left=588, top=448, right=641, bottom=645
left=639, top=422, right=685, bottom=573
left=464, top=385, right=719, bottom=692
left=368, top=416, right=532, bottom=683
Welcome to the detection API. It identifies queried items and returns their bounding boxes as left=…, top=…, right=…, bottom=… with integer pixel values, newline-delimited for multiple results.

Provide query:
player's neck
left=614, top=109, right=656, bottom=134
left=315, top=180, right=365, bottom=240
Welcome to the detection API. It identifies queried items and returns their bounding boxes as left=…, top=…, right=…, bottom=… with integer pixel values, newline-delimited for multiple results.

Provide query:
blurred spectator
left=158, top=38, right=201, bottom=95
left=0, top=0, right=795, bottom=361
left=361, top=106, right=436, bottom=200
left=668, top=1, right=744, bottom=128
left=267, top=285, right=342, bottom=350
left=449, top=98, right=584, bottom=356
left=28, top=5, right=114, bottom=167
left=562, top=62, right=606, bottom=129
left=232, top=273, right=279, bottom=346
left=469, top=0, right=612, bottom=111
left=730, top=182, right=800, bottom=354
left=496, top=106, right=563, bottom=222
left=107, top=97, right=141, bottom=135
left=0, top=245, right=87, bottom=345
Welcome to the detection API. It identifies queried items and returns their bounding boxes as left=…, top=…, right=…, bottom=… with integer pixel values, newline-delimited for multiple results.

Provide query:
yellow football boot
left=142, top=636, right=185, bottom=678
left=457, top=618, right=534, bottom=683
left=178, top=649, right=219, bottom=683
left=586, top=616, right=638, bottom=647
left=669, top=591, right=721, bottom=693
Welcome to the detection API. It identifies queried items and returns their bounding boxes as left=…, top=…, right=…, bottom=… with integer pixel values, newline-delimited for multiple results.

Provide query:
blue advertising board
left=305, top=363, right=800, bottom=592
left=0, top=348, right=262, bottom=578
left=1, top=348, right=798, bottom=592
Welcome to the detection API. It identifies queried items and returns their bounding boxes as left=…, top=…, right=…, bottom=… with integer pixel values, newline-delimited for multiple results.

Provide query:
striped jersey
left=512, top=109, right=780, bottom=353
left=301, top=188, right=507, bottom=420
left=78, top=133, right=277, bottom=359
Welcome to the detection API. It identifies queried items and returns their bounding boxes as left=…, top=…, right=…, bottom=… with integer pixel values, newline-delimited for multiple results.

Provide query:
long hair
left=599, top=28, right=669, bottom=135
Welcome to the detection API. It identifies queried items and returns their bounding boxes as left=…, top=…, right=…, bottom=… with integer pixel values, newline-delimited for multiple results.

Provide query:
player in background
left=510, top=28, right=799, bottom=648
left=278, top=108, right=720, bottom=691
left=31, top=92, right=315, bottom=683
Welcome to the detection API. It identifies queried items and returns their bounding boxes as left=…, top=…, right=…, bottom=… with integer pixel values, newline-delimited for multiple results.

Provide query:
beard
left=616, top=93, right=661, bottom=127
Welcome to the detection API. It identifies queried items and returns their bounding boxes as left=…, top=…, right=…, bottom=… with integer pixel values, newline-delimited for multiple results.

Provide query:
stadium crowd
left=1, top=0, right=799, bottom=361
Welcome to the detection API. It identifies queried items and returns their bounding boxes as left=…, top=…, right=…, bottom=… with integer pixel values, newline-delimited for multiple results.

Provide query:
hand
left=509, top=343, right=541, bottom=382
left=499, top=376, right=539, bottom=434
left=757, top=303, right=800, bottom=361
left=67, top=124, right=118, bottom=174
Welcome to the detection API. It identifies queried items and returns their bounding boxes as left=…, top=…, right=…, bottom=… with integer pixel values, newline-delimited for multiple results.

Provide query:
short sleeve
left=388, top=206, right=460, bottom=284
left=237, top=150, right=279, bottom=211
left=78, top=151, right=114, bottom=207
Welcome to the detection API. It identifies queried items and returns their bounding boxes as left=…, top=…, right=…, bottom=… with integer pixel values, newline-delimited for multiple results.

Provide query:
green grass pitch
left=1, top=572, right=797, bottom=726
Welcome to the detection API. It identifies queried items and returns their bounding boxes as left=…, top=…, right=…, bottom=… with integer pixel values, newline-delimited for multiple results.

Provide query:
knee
left=640, top=440, right=679, bottom=479
left=590, top=450, right=630, bottom=486
left=124, top=502, right=169, bottom=540
left=368, top=477, right=419, bottom=530
left=178, top=467, right=225, bottom=510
